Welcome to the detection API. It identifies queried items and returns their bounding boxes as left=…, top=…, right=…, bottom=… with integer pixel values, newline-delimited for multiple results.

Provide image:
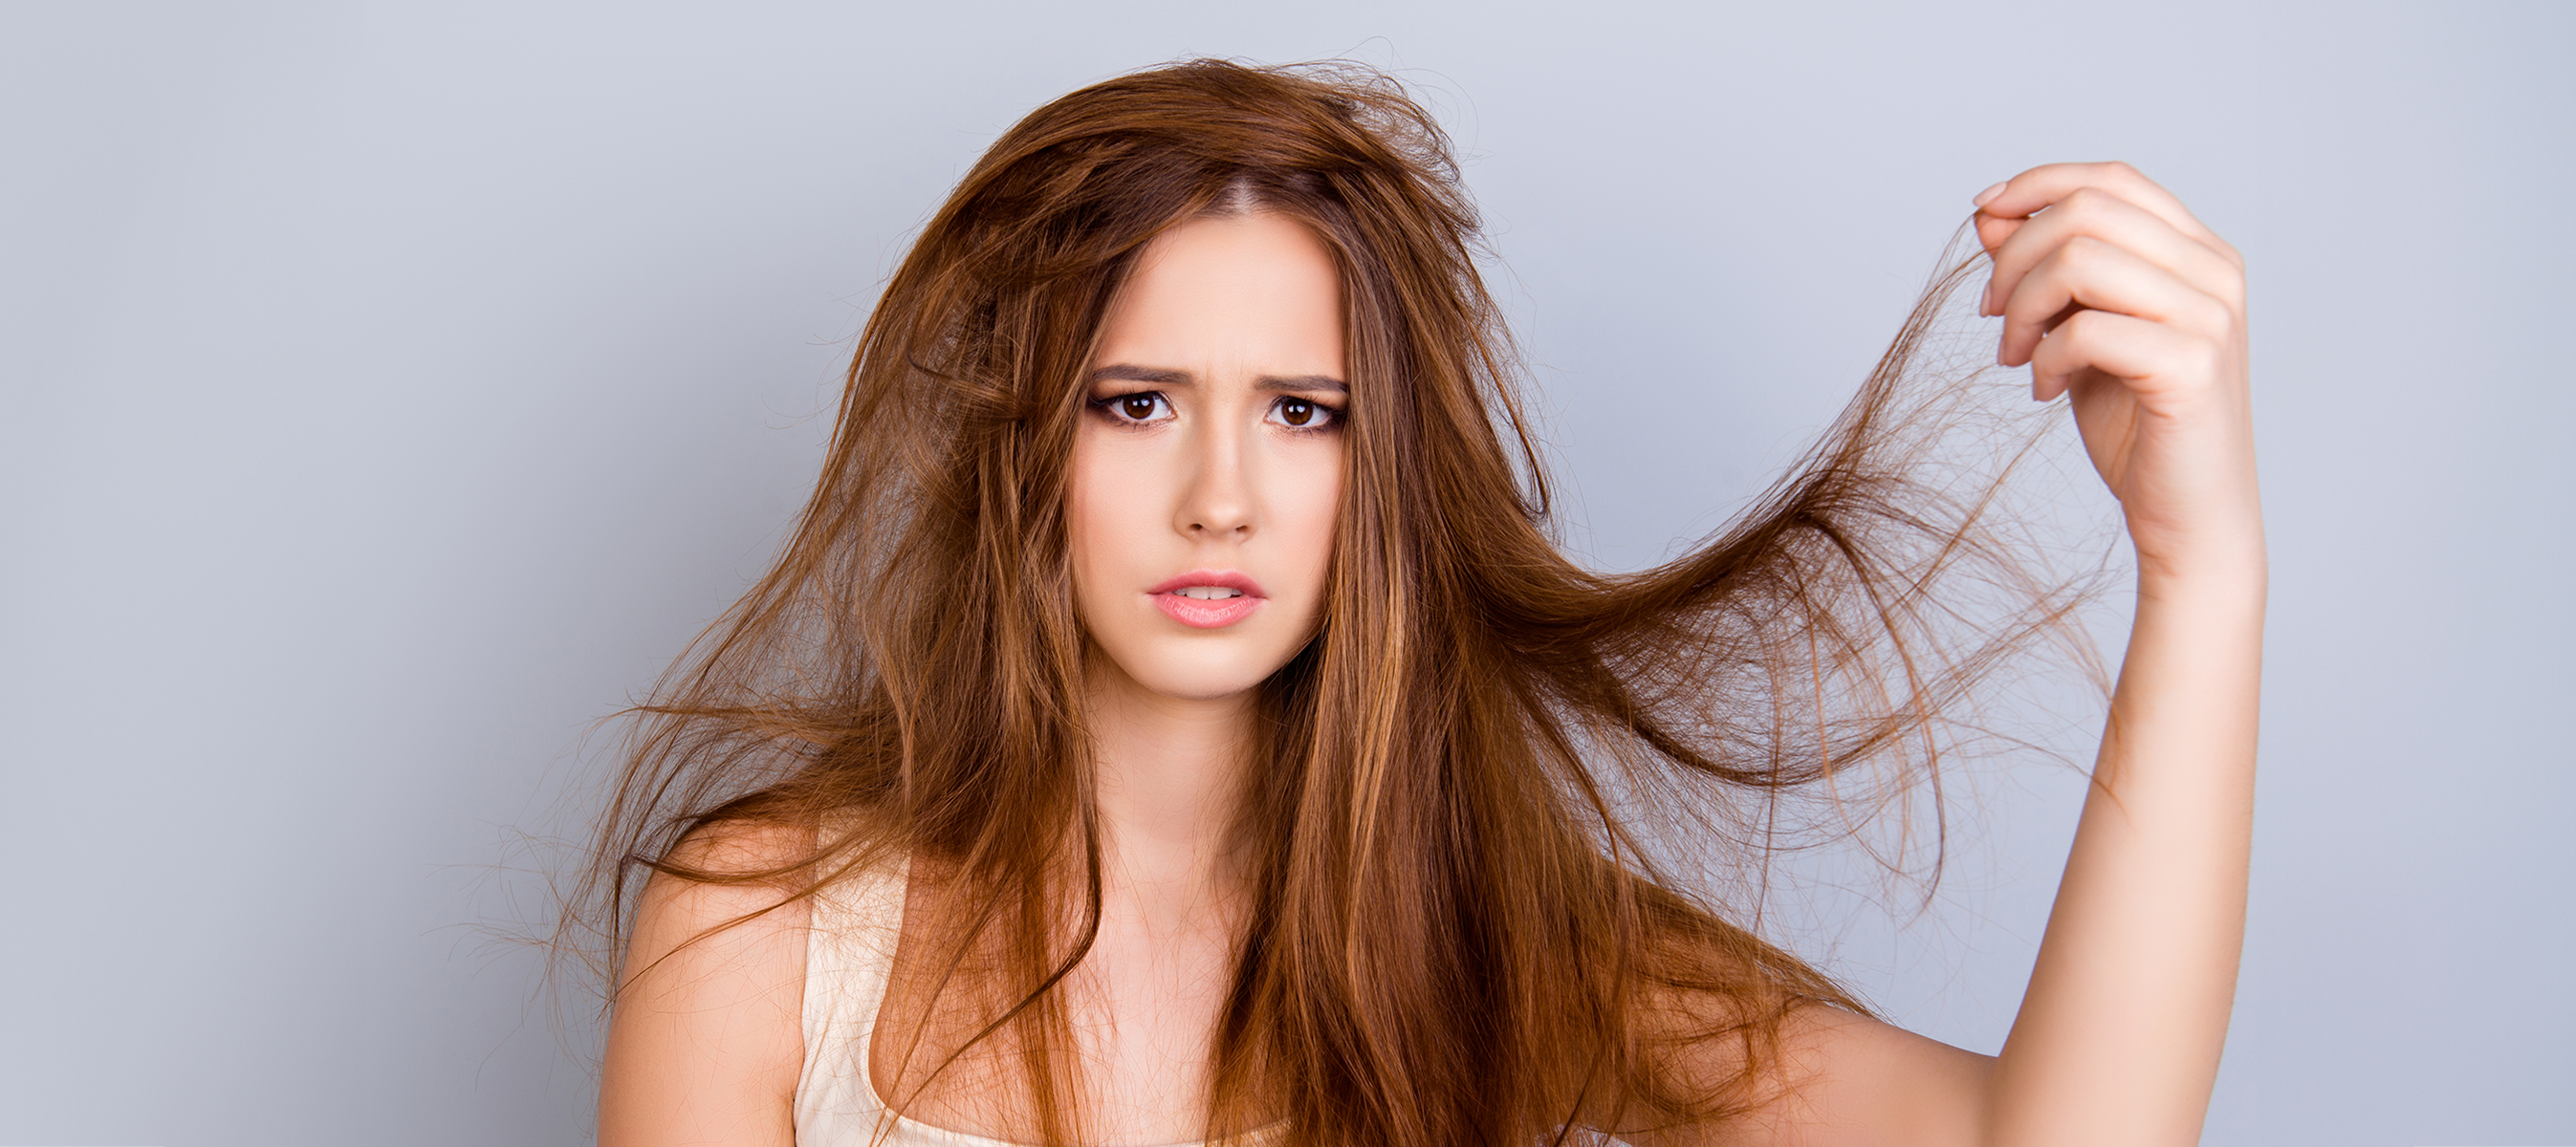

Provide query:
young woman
left=582, top=60, right=2260, bottom=1147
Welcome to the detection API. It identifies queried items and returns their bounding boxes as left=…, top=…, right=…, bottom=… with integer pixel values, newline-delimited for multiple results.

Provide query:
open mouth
left=1147, top=572, right=1265, bottom=629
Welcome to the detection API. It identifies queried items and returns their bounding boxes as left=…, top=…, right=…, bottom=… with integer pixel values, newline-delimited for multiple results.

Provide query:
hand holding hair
left=1974, top=162, right=2262, bottom=587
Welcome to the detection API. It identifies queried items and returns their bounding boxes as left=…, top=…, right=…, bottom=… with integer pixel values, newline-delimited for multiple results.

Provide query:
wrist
left=2129, top=507, right=2267, bottom=607
left=2135, top=552, right=2267, bottom=607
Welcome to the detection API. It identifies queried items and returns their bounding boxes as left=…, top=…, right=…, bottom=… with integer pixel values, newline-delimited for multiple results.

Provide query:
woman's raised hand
left=1954, top=163, right=2263, bottom=1147
left=1973, top=163, right=2261, bottom=584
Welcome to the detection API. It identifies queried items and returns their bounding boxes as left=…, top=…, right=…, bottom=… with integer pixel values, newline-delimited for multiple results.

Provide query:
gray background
left=3, top=2, right=2567, bottom=1143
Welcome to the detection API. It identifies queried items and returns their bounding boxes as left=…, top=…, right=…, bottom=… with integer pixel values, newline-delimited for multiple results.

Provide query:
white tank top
left=794, top=852, right=1016, bottom=1146
left=791, top=855, right=1263, bottom=1147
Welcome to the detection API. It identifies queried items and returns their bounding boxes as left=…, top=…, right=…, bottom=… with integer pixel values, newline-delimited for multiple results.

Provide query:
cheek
left=1066, top=432, right=1162, bottom=602
left=1278, top=451, right=1345, bottom=591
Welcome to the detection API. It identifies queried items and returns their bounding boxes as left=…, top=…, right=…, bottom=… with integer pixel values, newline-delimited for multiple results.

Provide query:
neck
left=1080, top=658, right=1256, bottom=925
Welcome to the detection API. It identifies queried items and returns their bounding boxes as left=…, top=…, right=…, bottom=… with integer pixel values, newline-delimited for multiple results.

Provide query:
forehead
left=1093, top=212, right=1346, bottom=376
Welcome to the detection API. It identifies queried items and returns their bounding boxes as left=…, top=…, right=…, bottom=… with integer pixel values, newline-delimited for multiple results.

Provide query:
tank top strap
left=795, top=846, right=909, bottom=1143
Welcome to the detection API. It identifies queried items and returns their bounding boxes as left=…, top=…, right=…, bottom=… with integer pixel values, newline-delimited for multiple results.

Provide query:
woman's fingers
left=1979, top=186, right=2242, bottom=319
left=1997, top=236, right=2235, bottom=370
left=1969, top=162, right=2247, bottom=424
left=1976, top=162, right=2232, bottom=255
left=2025, top=309, right=2211, bottom=403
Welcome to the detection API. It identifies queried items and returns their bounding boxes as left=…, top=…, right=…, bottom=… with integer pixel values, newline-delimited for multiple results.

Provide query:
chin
left=1114, top=639, right=1295, bottom=703
left=1128, top=663, right=1276, bottom=703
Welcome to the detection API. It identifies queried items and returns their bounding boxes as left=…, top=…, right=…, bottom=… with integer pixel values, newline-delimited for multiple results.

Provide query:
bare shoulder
left=624, top=817, right=820, bottom=990
left=1633, top=1004, right=1995, bottom=1147
left=599, top=817, right=819, bottom=1147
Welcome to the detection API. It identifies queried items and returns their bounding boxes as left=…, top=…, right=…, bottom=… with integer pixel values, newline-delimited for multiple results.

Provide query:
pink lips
left=1146, top=570, right=1267, bottom=629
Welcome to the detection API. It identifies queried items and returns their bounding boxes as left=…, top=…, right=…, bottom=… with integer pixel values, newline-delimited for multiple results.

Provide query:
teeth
left=1172, top=586, right=1243, bottom=600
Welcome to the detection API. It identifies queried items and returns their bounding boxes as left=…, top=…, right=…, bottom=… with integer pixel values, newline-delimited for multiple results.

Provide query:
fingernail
left=1974, top=181, right=2008, bottom=208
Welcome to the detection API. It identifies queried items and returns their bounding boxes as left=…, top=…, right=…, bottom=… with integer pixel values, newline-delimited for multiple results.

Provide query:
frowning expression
left=1066, top=211, right=1347, bottom=703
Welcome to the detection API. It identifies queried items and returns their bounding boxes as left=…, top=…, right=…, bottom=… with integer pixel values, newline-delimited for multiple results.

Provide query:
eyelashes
left=1093, top=391, right=1175, bottom=424
left=1267, top=397, right=1334, bottom=430
left=1086, top=391, right=1343, bottom=432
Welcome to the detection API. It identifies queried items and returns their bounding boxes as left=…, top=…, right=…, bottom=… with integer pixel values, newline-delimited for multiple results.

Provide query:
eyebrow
left=1086, top=363, right=1348, bottom=395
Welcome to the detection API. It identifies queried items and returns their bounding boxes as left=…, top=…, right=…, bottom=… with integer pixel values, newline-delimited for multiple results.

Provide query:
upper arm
left=1631, top=1005, right=1996, bottom=1147
left=598, top=822, right=812, bottom=1147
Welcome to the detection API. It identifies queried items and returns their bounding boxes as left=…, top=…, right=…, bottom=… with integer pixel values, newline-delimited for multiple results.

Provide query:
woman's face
left=1067, top=211, right=1347, bottom=703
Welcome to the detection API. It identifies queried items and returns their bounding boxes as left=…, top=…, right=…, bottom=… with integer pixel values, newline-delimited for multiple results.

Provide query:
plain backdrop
left=3, top=2, right=2568, bottom=1144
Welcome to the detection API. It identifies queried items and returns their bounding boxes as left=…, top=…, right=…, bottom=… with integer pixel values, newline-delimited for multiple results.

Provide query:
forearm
left=1986, top=555, right=2265, bottom=1147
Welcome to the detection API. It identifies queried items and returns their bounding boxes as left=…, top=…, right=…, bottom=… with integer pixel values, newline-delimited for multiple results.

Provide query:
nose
left=1176, top=415, right=1255, bottom=541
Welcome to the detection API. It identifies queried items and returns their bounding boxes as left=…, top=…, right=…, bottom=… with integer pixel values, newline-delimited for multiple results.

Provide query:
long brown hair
left=573, top=58, right=2084, bottom=1146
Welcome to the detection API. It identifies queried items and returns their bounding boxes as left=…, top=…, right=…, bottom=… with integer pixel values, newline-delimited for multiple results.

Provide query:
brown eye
left=1256, top=395, right=1340, bottom=430
left=1122, top=395, right=1161, bottom=421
